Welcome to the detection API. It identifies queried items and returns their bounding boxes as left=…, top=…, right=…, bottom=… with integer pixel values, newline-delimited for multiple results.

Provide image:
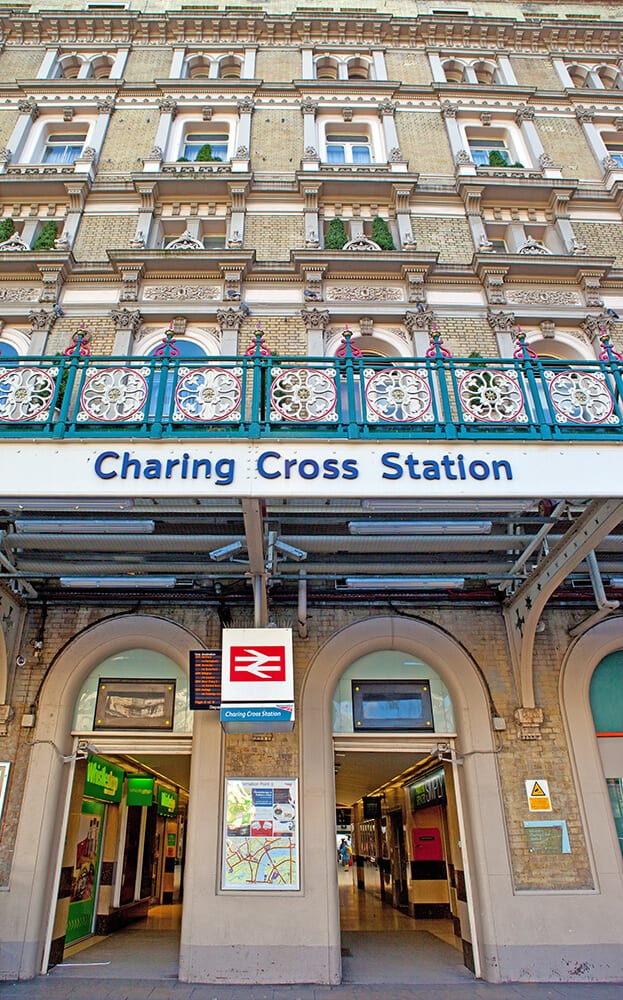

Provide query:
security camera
left=209, top=540, right=244, bottom=562
left=274, top=539, right=307, bottom=562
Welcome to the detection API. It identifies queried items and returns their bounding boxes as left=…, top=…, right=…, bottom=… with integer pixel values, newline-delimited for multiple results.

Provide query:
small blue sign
left=219, top=702, right=295, bottom=733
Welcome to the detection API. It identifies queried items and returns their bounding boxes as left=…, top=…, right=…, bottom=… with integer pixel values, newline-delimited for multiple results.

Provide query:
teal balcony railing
left=1, top=338, right=623, bottom=441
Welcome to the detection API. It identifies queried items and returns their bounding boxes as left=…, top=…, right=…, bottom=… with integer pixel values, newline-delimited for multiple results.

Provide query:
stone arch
left=300, top=614, right=509, bottom=981
left=2, top=614, right=202, bottom=980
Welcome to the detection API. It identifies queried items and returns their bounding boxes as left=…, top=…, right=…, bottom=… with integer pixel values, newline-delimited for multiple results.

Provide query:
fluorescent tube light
left=348, top=520, right=492, bottom=536
left=59, top=576, right=177, bottom=589
left=15, top=519, right=155, bottom=535
left=361, top=499, right=533, bottom=514
left=342, top=576, right=465, bottom=590
left=0, top=499, right=134, bottom=512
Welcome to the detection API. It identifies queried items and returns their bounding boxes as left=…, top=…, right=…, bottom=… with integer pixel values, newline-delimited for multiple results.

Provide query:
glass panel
left=120, top=805, right=142, bottom=906
left=590, top=651, right=623, bottom=733
left=0, top=342, right=18, bottom=359
left=606, top=779, right=623, bottom=858
left=352, top=144, right=371, bottom=164
left=326, top=144, right=345, bottom=163
left=43, top=143, right=84, bottom=164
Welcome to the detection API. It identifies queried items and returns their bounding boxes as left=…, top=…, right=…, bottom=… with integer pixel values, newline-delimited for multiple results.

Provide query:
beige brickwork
left=244, top=312, right=307, bottom=354
left=397, top=112, right=455, bottom=175
left=255, top=48, right=301, bottom=82
left=0, top=47, right=45, bottom=81
left=244, top=212, right=305, bottom=260
left=0, top=110, right=19, bottom=152
left=251, top=110, right=303, bottom=171
left=431, top=315, right=498, bottom=356
left=511, top=55, right=563, bottom=90
left=45, top=315, right=116, bottom=355
left=573, top=222, right=623, bottom=265
left=123, top=46, right=171, bottom=82
left=99, top=110, right=157, bottom=172
left=536, top=117, right=602, bottom=181
left=385, top=50, right=432, bottom=85
left=409, top=215, right=474, bottom=263
left=72, top=214, right=138, bottom=261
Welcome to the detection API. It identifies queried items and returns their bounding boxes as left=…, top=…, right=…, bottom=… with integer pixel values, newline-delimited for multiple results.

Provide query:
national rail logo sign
left=221, top=628, right=294, bottom=703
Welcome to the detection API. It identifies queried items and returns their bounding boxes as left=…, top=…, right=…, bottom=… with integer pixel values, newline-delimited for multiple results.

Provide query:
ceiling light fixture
left=361, top=499, right=533, bottom=514
left=59, top=575, right=177, bottom=589
left=348, top=520, right=492, bottom=536
left=0, top=499, right=134, bottom=512
left=14, top=519, right=155, bottom=535
left=340, top=576, right=465, bottom=590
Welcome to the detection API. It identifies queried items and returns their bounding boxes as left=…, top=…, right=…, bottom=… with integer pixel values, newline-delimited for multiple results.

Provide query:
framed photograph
left=94, top=678, right=176, bottom=730
left=352, top=679, right=434, bottom=731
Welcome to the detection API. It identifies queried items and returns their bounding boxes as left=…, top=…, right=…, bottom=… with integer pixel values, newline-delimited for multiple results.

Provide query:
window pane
left=352, top=145, right=371, bottom=164
left=326, top=145, right=345, bottom=163
left=43, top=143, right=83, bottom=164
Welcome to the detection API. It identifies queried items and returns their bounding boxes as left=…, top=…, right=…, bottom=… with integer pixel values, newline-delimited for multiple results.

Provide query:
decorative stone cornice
left=28, top=307, right=57, bottom=333
left=216, top=307, right=246, bottom=333
left=514, top=103, right=535, bottom=125
left=18, top=98, right=38, bottom=120
left=487, top=310, right=516, bottom=334
left=111, top=307, right=142, bottom=335
left=158, top=98, right=178, bottom=118
left=300, top=307, right=329, bottom=333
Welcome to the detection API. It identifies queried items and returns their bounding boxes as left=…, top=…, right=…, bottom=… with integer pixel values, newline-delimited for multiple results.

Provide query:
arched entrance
left=300, top=615, right=510, bottom=985
left=5, top=614, right=202, bottom=981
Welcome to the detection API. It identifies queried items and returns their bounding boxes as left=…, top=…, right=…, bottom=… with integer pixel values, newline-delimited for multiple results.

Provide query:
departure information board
left=190, top=650, right=222, bottom=709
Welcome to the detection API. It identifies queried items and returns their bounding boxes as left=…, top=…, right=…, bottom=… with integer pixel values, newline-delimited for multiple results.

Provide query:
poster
left=65, top=799, right=105, bottom=944
left=222, top=778, right=299, bottom=891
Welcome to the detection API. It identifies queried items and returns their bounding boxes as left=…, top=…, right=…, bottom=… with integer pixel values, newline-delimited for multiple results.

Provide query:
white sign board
left=1, top=440, right=623, bottom=499
left=222, top=777, right=299, bottom=890
left=525, top=778, right=552, bottom=811
left=220, top=628, right=294, bottom=703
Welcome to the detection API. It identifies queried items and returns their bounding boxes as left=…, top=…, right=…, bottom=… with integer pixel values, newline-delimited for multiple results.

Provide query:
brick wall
left=46, top=315, right=117, bottom=355
left=433, top=315, right=498, bottom=356
left=0, top=110, right=19, bottom=152
left=0, top=47, right=45, bottom=80
left=251, top=110, right=303, bottom=171
left=409, top=214, right=474, bottom=263
left=397, top=112, right=455, bottom=175
left=72, top=213, right=138, bottom=261
left=123, top=46, right=172, bottom=82
left=255, top=48, right=301, bottom=82
left=244, top=211, right=305, bottom=259
left=385, top=51, right=432, bottom=84
left=536, top=117, right=602, bottom=181
left=245, top=313, right=307, bottom=354
left=511, top=55, right=563, bottom=90
left=573, top=222, right=623, bottom=265
left=99, top=110, right=157, bottom=172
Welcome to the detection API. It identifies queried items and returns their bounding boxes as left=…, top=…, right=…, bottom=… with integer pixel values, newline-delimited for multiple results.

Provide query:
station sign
left=220, top=628, right=294, bottom=703
left=190, top=650, right=222, bottom=709
left=220, top=702, right=295, bottom=733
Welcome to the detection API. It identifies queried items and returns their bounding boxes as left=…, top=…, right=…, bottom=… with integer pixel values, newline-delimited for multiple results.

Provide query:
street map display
left=222, top=778, right=299, bottom=890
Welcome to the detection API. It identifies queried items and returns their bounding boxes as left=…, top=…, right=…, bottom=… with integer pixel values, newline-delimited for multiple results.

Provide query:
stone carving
left=63, top=107, right=74, bottom=122
left=305, top=230, right=320, bottom=248
left=327, top=285, right=403, bottom=301
left=129, top=231, right=145, bottom=249
left=402, top=232, right=418, bottom=250
left=28, top=307, right=57, bottom=332
left=78, top=146, right=96, bottom=162
left=165, top=231, right=204, bottom=251
left=514, top=706, right=543, bottom=741
left=342, top=108, right=353, bottom=122
left=237, top=96, right=255, bottom=114
left=602, top=155, right=620, bottom=171
left=53, top=233, right=71, bottom=252
left=111, top=307, right=142, bottom=333
left=0, top=286, right=39, bottom=302
left=478, top=233, right=494, bottom=252
left=405, top=307, right=434, bottom=333
left=455, top=148, right=474, bottom=165
left=484, top=274, right=506, bottom=304
left=145, top=146, right=163, bottom=161
left=517, top=236, right=552, bottom=255
left=18, top=98, right=39, bottom=119
left=0, top=232, right=29, bottom=252
left=514, top=103, right=535, bottom=124
left=159, top=98, right=178, bottom=117
left=377, top=98, right=396, bottom=116
left=575, top=105, right=595, bottom=124
left=480, top=112, right=492, bottom=126
left=389, top=147, right=404, bottom=162
left=487, top=310, right=517, bottom=334
left=300, top=308, right=329, bottom=333
left=97, top=96, right=115, bottom=115
left=300, top=97, right=319, bottom=114
left=440, top=101, right=458, bottom=119
left=505, top=289, right=582, bottom=305
left=570, top=237, right=588, bottom=254
left=302, top=146, right=320, bottom=162
left=217, top=307, right=246, bottom=332
left=234, top=146, right=249, bottom=159
left=228, top=231, right=243, bottom=248
left=0, top=148, right=12, bottom=164
left=342, top=235, right=382, bottom=251
left=539, top=151, right=555, bottom=168
left=582, top=311, right=614, bottom=341
left=143, top=285, right=221, bottom=301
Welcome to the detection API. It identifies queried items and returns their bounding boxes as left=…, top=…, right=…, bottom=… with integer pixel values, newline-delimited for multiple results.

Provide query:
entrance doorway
left=334, top=744, right=474, bottom=986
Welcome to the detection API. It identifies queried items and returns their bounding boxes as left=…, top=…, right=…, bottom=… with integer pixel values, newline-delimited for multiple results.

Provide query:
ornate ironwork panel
left=78, top=367, right=149, bottom=422
left=0, top=366, right=55, bottom=422
left=270, top=367, right=338, bottom=422
left=364, top=367, right=432, bottom=423
left=174, top=367, right=242, bottom=422
left=545, top=370, right=618, bottom=425
left=458, top=368, right=526, bottom=423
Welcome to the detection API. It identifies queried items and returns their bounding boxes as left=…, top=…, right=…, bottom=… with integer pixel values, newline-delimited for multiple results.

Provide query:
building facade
left=0, top=0, right=623, bottom=986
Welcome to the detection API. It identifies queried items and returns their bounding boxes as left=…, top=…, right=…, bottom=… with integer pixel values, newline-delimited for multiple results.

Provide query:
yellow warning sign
left=525, top=778, right=552, bottom=811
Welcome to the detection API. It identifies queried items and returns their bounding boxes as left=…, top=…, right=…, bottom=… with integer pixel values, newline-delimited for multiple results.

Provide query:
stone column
left=391, top=183, right=415, bottom=248
left=227, top=182, right=249, bottom=247
left=111, top=49, right=129, bottom=80
left=372, top=50, right=387, bottom=81
left=28, top=307, right=58, bottom=355
left=111, top=308, right=142, bottom=355
left=575, top=106, right=614, bottom=177
left=515, top=104, right=561, bottom=178
left=378, top=99, right=406, bottom=170
left=143, top=98, right=177, bottom=171
left=497, top=55, right=518, bottom=85
left=463, top=187, right=488, bottom=249
left=301, top=308, right=330, bottom=355
left=428, top=52, right=446, bottom=83
left=441, top=102, right=476, bottom=175
left=37, top=49, right=59, bottom=79
left=216, top=307, right=246, bottom=354
left=132, top=181, right=157, bottom=247
left=233, top=97, right=253, bottom=170
left=170, top=48, right=186, bottom=78
left=300, top=98, right=320, bottom=171
left=302, top=184, right=322, bottom=247
left=242, top=48, right=257, bottom=79
left=0, top=99, right=39, bottom=172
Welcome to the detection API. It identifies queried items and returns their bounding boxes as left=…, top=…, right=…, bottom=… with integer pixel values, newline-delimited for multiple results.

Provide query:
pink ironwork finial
left=425, top=325, right=452, bottom=359
left=336, top=328, right=363, bottom=358
left=64, top=323, right=91, bottom=356
left=245, top=322, right=271, bottom=356
left=154, top=326, right=181, bottom=357
left=598, top=324, right=623, bottom=361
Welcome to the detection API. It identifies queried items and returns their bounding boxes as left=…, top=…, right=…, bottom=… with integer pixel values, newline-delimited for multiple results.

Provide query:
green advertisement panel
left=83, top=754, right=124, bottom=803
left=127, top=774, right=154, bottom=807
left=157, top=784, right=178, bottom=817
left=65, top=798, right=105, bottom=945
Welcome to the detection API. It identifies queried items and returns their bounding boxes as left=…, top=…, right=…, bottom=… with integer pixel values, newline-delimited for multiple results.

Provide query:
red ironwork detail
left=245, top=324, right=271, bottom=356
left=426, top=327, right=452, bottom=358
left=64, top=324, right=91, bottom=356
left=513, top=328, right=538, bottom=359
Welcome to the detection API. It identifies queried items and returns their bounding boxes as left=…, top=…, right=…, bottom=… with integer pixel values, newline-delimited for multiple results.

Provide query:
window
left=346, top=57, right=370, bottom=80
left=316, top=56, right=339, bottom=80
left=442, top=59, right=466, bottom=83
left=90, top=55, right=114, bottom=80
left=472, top=60, right=497, bottom=85
left=42, top=132, right=86, bottom=165
left=187, top=55, right=212, bottom=78
left=0, top=342, right=18, bottom=360
left=325, top=131, right=371, bottom=164
left=219, top=56, right=241, bottom=79
left=567, top=64, right=589, bottom=87
left=182, top=131, right=228, bottom=162
left=468, top=136, right=511, bottom=167
left=596, top=65, right=622, bottom=90
left=59, top=55, right=82, bottom=79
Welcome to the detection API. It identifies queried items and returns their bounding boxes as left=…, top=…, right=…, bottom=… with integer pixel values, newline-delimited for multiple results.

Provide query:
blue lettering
left=144, top=459, right=162, bottom=479
left=342, top=459, right=359, bottom=480
left=381, top=452, right=403, bottom=480
left=215, top=458, right=235, bottom=485
left=120, top=452, right=141, bottom=479
left=299, top=459, right=319, bottom=480
left=492, top=460, right=512, bottom=481
left=469, top=460, right=490, bottom=481
left=258, top=451, right=281, bottom=479
left=94, top=450, right=119, bottom=480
